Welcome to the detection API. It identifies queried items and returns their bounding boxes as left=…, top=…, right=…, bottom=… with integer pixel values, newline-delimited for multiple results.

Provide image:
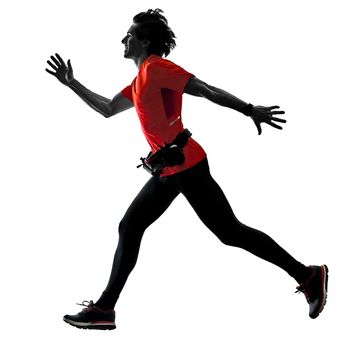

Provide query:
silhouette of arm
left=184, top=76, right=286, bottom=135
left=184, top=76, right=251, bottom=114
left=46, top=53, right=134, bottom=118
left=69, top=80, right=134, bottom=118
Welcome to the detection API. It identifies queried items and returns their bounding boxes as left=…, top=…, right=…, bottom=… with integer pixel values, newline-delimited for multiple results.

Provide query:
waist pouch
left=137, top=129, right=192, bottom=176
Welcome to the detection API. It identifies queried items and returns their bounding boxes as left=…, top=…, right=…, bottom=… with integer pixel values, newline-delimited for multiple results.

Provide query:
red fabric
left=121, top=55, right=206, bottom=176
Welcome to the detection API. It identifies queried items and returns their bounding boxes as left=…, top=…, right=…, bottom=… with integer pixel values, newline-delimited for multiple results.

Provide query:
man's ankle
left=94, top=301, right=114, bottom=312
left=295, top=266, right=313, bottom=285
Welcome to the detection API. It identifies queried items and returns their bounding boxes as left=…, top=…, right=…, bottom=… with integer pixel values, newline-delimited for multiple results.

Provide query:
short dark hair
left=133, top=9, right=176, bottom=57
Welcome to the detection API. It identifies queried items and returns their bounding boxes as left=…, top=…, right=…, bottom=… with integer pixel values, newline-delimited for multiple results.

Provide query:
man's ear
left=141, top=39, right=151, bottom=48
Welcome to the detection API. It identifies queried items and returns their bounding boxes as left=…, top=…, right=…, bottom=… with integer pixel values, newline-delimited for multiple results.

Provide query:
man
left=46, top=9, right=328, bottom=330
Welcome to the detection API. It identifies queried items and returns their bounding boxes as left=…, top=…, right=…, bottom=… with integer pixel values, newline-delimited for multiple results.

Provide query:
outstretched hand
left=45, top=53, right=74, bottom=85
left=250, top=105, right=286, bottom=135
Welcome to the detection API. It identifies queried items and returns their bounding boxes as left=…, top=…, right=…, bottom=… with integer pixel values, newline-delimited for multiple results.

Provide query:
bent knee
left=216, top=221, right=247, bottom=246
left=118, top=217, right=145, bottom=240
left=218, top=235, right=237, bottom=246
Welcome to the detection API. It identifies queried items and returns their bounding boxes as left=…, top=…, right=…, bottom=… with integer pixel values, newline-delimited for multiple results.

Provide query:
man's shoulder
left=147, top=55, right=176, bottom=70
left=143, top=55, right=191, bottom=81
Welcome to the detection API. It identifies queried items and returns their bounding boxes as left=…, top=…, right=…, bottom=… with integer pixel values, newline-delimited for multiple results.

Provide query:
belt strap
left=136, top=129, right=192, bottom=175
left=168, top=128, right=192, bottom=149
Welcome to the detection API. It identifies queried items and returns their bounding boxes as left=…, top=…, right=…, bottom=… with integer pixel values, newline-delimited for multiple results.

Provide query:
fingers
left=271, top=110, right=285, bottom=115
left=55, top=53, right=65, bottom=65
left=254, top=120, right=262, bottom=135
left=267, top=105, right=286, bottom=123
left=46, top=53, right=69, bottom=76
left=269, top=105, right=285, bottom=116
left=47, top=60, right=58, bottom=71
left=67, top=59, right=72, bottom=71
left=253, top=105, right=286, bottom=133
left=271, top=116, right=286, bottom=123
left=50, top=55, right=61, bottom=67
left=45, top=68, right=56, bottom=75
left=266, top=121, right=283, bottom=130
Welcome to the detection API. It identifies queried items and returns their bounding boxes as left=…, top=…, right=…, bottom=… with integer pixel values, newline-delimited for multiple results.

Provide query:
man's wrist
left=242, top=103, right=254, bottom=116
left=66, top=78, right=77, bottom=88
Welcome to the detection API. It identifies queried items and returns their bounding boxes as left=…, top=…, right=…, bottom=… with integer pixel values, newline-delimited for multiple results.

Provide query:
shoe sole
left=310, top=264, right=328, bottom=319
left=63, top=317, right=116, bottom=330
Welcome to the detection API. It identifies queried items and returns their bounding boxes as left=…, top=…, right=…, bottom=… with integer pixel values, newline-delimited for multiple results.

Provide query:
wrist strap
left=243, top=103, right=254, bottom=116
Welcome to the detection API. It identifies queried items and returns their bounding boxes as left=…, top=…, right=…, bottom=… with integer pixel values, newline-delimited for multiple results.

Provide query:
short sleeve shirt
left=121, top=54, right=206, bottom=176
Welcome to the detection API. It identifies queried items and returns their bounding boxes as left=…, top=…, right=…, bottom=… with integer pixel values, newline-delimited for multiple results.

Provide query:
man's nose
left=121, top=37, right=126, bottom=44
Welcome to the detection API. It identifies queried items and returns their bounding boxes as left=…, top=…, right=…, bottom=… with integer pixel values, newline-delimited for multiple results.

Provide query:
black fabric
left=95, top=158, right=308, bottom=310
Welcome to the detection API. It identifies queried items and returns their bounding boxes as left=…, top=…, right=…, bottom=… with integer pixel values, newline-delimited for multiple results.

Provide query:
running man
left=46, top=9, right=328, bottom=330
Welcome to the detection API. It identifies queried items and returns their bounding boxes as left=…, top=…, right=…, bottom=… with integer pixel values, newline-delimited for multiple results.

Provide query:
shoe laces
left=295, top=283, right=314, bottom=303
left=76, top=300, right=95, bottom=312
left=295, top=269, right=316, bottom=303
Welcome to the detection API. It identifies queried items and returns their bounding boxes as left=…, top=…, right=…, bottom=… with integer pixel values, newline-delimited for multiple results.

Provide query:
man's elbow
left=103, top=102, right=114, bottom=118
left=202, top=84, right=216, bottom=100
left=102, top=110, right=112, bottom=118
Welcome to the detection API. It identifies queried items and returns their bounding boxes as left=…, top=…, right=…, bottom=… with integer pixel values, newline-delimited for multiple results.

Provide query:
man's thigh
left=121, top=176, right=180, bottom=230
left=172, top=163, right=239, bottom=235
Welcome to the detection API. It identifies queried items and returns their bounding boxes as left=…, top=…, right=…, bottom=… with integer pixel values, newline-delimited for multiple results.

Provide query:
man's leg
left=95, top=176, right=180, bottom=310
left=171, top=159, right=328, bottom=318
left=63, top=176, right=180, bottom=329
left=171, top=159, right=310, bottom=283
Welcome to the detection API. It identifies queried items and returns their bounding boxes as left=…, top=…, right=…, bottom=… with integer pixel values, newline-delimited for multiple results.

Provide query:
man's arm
left=184, top=76, right=286, bottom=135
left=46, top=53, right=134, bottom=118
left=184, top=76, right=250, bottom=113
left=69, top=80, right=134, bottom=118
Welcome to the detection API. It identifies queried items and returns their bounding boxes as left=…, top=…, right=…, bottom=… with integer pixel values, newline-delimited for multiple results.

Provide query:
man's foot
left=63, top=300, right=116, bottom=330
left=295, top=265, right=329, bottom=319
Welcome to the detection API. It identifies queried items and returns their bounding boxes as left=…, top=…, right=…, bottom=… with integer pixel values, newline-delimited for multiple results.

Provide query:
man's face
left=121, top=24, right=146, bottom=59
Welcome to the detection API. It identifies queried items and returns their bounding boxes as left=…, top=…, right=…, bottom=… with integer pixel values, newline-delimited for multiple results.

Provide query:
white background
left=1, top=0, right=349, bottom=349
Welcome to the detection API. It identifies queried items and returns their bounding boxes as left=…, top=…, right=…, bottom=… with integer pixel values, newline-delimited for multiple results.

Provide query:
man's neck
left=134, top=53, right=154, bottom=70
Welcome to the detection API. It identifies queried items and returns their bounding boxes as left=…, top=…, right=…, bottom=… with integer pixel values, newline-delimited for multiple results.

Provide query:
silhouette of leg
left=95, top=176, right=180, bottom=310
left=172, top=159, right=309, bottom=283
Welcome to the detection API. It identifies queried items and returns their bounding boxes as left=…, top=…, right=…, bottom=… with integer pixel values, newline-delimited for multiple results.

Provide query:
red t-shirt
left=121, top=54, right=206, bottom=176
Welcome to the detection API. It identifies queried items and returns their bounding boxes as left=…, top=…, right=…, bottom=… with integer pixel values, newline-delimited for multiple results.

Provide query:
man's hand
left=250, top=105, right=286, bottom=135
left=45, top=53, right=74, bottom=85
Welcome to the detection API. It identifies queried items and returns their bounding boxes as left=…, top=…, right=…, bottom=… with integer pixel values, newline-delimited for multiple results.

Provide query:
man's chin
left=123, top=51, right=131, bottom=59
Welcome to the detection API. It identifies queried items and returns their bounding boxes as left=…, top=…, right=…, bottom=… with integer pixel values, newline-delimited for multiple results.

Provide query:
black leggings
left=96, top=158, right=308, bottom=310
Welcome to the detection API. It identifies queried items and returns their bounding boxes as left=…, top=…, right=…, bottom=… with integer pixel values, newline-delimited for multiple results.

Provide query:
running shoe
left=63, top=300, right=116, bottom=330
left=295, top=265, right=329, bottom=319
